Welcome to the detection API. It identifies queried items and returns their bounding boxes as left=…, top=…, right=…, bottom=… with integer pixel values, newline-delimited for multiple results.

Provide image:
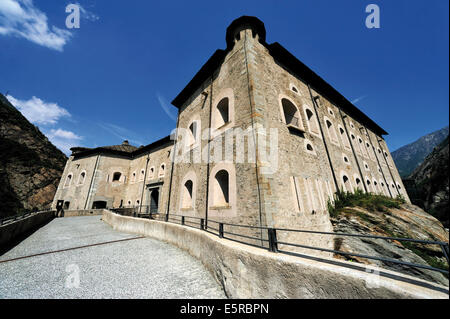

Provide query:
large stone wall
left=0, top=211, right=54, bottom=249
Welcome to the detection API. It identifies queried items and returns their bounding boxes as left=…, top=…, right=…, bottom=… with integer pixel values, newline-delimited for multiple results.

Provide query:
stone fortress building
left=52, top=16, right=409, bottom=247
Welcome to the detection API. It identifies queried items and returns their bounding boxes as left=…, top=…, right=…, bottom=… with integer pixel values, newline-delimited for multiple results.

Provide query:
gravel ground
left=0, top=216, right=226, bottom=299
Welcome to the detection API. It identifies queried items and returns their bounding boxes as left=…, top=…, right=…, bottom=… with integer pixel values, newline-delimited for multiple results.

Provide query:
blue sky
left=0, top=0, right=448, bottom=154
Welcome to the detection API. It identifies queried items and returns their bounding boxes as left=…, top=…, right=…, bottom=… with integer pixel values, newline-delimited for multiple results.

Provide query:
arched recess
left=303, top=105, right=321, bottom=137
left=358, top=136, right=369, bottom=158
left=211, top=88, right=235, bottom=137
left=366, top=141, right=376, bottom=161
left=148, top=167, right=155, bottom=180
left=179, top=171, right=197, bottom=212
left=366, top=178, right=373, bottom=193
left=372, top=178, right=380, bottom=194
left=353, top=174, right=364, bottom=191
left=340, top=172, right=353, bottom=193
left=208, top=162, right=237, bottom=217
left=379, top=180, right=389, bottom=196
left=324, top=116, right=340, bottom=146
left=77, top=171, right=86, bottom=185
left=278, top=94, right=304, bottom=131
left=350, top=133, right=360, bottom=155
left=64, top=173, right=73, bottom=188
left=338, top=125, right=351, bottom=150
left=159, top=163, right=166, bottom=178
left=185, top=114, right=201, bottom=149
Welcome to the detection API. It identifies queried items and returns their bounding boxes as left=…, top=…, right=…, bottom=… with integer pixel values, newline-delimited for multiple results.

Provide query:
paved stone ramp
left=0, top=216, right=226, bottom=299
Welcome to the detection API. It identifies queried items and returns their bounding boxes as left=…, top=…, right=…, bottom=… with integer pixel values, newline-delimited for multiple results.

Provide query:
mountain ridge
left=392, top=126, right=449, bottom=177
left=0, top=93, right=67, bottom=218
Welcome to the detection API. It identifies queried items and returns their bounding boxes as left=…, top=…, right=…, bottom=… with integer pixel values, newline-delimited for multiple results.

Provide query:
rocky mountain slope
left=405, top=136, right=449, bottom=228
left=331, top=203, right=449, bottom=286
left=0, top=93, right=67, bottom=218
left=392, top=126, right=449, bottom=177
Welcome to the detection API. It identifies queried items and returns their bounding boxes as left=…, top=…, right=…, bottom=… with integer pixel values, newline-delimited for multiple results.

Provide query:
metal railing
left=0, top=210, right=53, bottom=226
left=110, top=209, right=449, bottom=277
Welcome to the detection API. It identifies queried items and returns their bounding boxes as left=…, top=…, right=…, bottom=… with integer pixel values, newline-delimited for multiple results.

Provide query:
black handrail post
left=268, top=228, right=278, bottom=253
left=441, top=243, right=449, bottom=265
left=181, top=216, right=185, bottom=226
left=200, top=218, right=205, bottom=230
left=165, top=213, right=169, bottom=222
left=219, top=223, right=224, bottom=238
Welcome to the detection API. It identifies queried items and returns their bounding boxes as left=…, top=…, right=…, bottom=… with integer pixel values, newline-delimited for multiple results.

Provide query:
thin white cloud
left=6, top=95, right=71, bottom=125
left=46, top=128, right=83, bottom=155
left=77, top=3, right=99, bottom=22
left=351, top=95, right=368, bottom=104
left=157, top=93, right=177, bottom=122
left=0, top=0, right=72, bottom=51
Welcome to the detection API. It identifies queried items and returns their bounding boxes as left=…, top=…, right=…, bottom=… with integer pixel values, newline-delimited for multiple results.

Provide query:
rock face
left=0, top=94, right=67, bottom=218
left=405, top=136, right=449, bottom=228
left=331, top=203, right=449, bottom=286
left=392, top=126, right=449, bottom=177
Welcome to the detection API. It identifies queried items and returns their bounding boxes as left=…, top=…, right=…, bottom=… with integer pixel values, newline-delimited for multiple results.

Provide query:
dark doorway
left=92, top=201, right=107, bottom=209
left=150, top=189, right=159, bottom=214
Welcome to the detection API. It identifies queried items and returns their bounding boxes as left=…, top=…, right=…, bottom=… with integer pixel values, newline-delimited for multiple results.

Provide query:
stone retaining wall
left=62, top=209, right=106, bottom=217
left=0, top=211, right=54, bottom=248
left=101, top=210, right=449, bottom=299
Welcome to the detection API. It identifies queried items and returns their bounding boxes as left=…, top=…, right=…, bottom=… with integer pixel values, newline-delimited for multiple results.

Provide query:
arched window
left=380, top=181, right=388, bottom=196
left=148, top=167, right=155, bottom=179
left=140, top=169, right=145, bottom=181
left=181, top=180, right=194, bottom=209
left=304, top=107, right=320, bottom=136
left=305, top=139, right=316, bottom=155
left=363, top=161, right=370, bottom=171
left=280, top=98, right=303, bottom=130
left=131, top=171, right=136, bottom=183
left=366, top=141, right=376, bottom=161
left=213, top=170, right=229, bottom=206
left=342, top=174, right=352, bottom=192
left=159, top=163, right=166, bottom=178
left=354, top=176, right=364, bottom=191
left=78, top=171, right=86, bottom=185
left=325, top=118, right=339, bottom=145
left=373, top=179, right=380, bottom=194
left=188, top=121, right=199, bottom=146
left=112, top=172, right=121, bottom=182
left=217, top=98, right=229, bottom=126
left=64, top=174, right=73, bottom=188
left=339, top=126, right=351, bottom=149
left=328, top=108, right=335, bottom=117
left=212, top=89, right=234, bottom=136
left=366, top=179, right=372, bottom=193
left=343, top=154, right=350, bottom=164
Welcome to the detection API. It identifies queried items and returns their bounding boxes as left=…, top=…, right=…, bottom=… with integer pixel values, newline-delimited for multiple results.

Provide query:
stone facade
left=52, top=16, right=409, bottom=253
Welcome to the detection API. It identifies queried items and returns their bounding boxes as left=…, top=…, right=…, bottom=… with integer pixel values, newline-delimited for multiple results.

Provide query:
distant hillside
left=0, top=93, right=67, bottom=218
left=405, top=136, right=449, bottom=228
left=392, top=126, right=449, bottom=177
